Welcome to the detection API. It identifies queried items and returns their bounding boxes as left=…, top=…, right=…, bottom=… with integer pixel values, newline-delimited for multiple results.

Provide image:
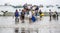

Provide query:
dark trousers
left=50, top=16, right=51, bottom=21
left=57, top=15, right=58, bottom=20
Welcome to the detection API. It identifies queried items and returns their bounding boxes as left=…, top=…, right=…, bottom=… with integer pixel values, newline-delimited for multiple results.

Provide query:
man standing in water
left=14, top=9, right=19, bottom=23
left=29, top=10, right=32, bottom=23
left=20, top=9, right=25, bottom=23
left=55, top=11, right=59, bottom=20
left=49, top=9, right=52, bottom=21
left=39, top=10, right=42, bottom=20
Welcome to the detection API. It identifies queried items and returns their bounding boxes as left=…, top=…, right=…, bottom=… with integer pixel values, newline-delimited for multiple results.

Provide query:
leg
left=16, top=17, right=19, bottom=24
left=22, top=20, right=24, bottom=23
left=29, top=18, right=31, bottom=23
left=17, top=18, right=19, bottom=23
left=57, top=15, right=58, bottom=20
left=50, top=16, right=51, bottom=21
left=17, top=17, right=19, bottom=22
left=15, top=17, right=17, bottom=24
left=22, top=16, right=25, bottom=23
left=40, top=16, right=42, bottom=20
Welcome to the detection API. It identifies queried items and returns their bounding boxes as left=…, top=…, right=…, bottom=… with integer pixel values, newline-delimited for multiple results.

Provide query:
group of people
left=14, top=4, right=59, bottom=24
left=14, top=4, right=59, bottom=33
left=14, top=9, right=25, bottom=23
left=49, top=9, right=58, bottom=21
left=14, top=10, right=44, bottom=24
left=14, top=10, right=43, bottom=23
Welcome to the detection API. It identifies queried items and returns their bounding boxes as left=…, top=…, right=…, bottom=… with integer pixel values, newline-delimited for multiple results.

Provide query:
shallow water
left=0, top=16, right=60, bottom=33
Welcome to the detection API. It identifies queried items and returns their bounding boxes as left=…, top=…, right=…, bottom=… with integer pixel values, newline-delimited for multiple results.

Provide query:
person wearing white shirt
left=29, top=11, right=32, bottom=23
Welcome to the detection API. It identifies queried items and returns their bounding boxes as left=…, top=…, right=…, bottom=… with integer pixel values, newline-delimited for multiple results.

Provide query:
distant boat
left=56, top=4, right=59, bottom=6
left=46, top=5, right=54, bottom=8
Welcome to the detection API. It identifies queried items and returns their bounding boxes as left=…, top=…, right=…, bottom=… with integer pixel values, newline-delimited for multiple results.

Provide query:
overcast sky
left=0, top=0, right=60, bottom=6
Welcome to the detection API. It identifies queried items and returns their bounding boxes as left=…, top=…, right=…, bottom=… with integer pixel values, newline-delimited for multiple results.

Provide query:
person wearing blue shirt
left=14, top=9, right=19, bottom=23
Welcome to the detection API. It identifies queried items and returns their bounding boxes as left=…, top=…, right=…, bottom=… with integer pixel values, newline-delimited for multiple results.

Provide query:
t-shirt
left=21, top=12, right=25, bottom=16
left=49, top=12, right=52, bottom=16
left=19, top=11, right=22, bottom=16
left=15, top=12, right=19, bottom=17
left=29, top=11, right=32, bottom=18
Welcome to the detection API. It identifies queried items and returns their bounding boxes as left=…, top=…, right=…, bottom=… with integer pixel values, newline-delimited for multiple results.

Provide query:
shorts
left=21, top=16, right=25, bottom=20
